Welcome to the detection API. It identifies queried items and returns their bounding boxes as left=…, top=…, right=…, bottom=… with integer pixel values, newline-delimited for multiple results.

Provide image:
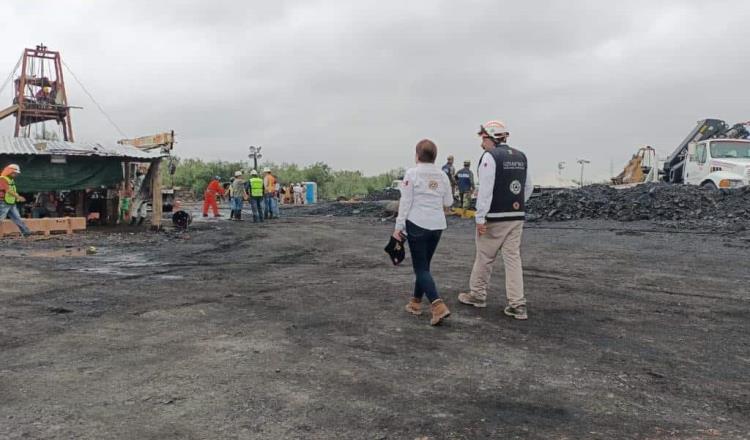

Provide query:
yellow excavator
left=612, top=146, right=658, bottom=185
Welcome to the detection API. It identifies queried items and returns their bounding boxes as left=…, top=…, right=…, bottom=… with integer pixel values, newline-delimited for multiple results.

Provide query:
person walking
left=248, top=170, right=265, bottom=223
left=202, top=175, right=224, bottom=218
left=458, top=120, right=533, bottom=320
left=395, top=139, right=454, bottom=326
left=262, top=167, right=277, bottom=219
left=229, top=171, right=248, bottom=220
left=0, top=164, right=32, bottom=237
left=455, top=160, right=475, bottom=211
left=441, top=155, right=457, bottom=200
left=273, top=179, right=282, bottom=217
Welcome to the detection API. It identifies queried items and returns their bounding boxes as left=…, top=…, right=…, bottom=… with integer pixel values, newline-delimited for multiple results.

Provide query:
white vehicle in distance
left=684, top=139, right=750, bottom=189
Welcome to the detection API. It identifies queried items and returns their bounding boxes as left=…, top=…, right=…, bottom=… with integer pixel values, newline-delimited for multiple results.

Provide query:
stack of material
left=526, top=183, right=750, bottom=230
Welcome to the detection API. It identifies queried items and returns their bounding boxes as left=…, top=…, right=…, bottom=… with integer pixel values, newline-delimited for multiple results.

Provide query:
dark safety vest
left=455, top=168, right=473, bottom=192
left=1, top=176, right=17, bottom=204
left=482, top=144, right=527, bottom=222
left=249, top=177, right=264, bottom=197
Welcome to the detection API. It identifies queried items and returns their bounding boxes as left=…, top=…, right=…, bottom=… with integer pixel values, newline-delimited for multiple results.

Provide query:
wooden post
left=75, top=190, right=85, bottom=217
left=151, top=160, right=162, bottom=230
left=123, top=161, right=131, bottom=191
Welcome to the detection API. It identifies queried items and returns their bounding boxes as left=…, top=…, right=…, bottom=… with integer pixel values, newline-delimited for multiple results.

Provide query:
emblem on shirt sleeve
left=510, top=180, right=522, bottom=195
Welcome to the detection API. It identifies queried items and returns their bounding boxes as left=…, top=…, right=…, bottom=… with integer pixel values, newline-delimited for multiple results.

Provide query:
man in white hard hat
left=229, top=170, right=248, bottom=220
left=247, top=169, right=265, bottom=223
left=457, top=121, right=533, bottom=320
left=0, top=164, right=32, bottom=237
left=262, top=167, right=278, bottom=219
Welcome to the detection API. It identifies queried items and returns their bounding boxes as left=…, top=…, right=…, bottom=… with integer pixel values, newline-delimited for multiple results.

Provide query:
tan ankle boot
left=405, top=297, right=422, bottom=315
left=430, top=299, right=450, bottom=325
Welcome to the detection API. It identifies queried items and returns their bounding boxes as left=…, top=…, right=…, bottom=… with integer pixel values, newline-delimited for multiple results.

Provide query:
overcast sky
left=1, top=1, right=749, bottom=184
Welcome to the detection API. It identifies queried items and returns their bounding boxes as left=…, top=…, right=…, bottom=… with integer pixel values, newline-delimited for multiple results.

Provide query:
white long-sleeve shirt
left=475, top=151, right=533, bottom=225
left=395, top=163, right=454, bottom=231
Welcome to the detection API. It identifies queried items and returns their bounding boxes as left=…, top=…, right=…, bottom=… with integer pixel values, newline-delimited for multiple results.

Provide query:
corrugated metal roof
left=0, top=136, right=162, bottom=160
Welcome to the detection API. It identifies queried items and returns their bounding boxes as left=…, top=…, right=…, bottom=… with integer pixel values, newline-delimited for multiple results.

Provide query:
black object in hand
left=384, top=235, right=406, bottom=266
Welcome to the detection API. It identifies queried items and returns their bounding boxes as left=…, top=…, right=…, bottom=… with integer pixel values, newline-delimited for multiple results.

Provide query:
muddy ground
left=1, top=206, right=749, bottom=439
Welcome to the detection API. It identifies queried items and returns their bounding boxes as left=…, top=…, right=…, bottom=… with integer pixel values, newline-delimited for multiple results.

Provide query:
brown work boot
left=458, top=292, right=487, bottom=308
left=405, top=297, right=422, bottom=316
left=430, top=299, right=450, bottom=326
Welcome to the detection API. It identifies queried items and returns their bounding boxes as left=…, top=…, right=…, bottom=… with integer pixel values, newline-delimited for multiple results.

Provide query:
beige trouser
left=469, top=220, right=525, bottom=307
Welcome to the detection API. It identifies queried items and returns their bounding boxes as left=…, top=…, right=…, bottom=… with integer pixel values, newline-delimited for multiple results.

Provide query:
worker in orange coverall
left=202, top=176, right=225, bottom=218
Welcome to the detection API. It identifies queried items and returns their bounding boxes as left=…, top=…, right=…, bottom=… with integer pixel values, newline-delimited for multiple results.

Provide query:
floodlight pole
left=577, top=159, right=590, bottom=188
left=248, top=145, right=263, bottom=171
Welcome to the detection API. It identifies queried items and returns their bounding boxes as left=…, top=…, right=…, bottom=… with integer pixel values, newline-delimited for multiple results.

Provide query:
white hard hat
left=263, top=167, right=271, bottom=173
left=8, top=164, right=20, bottom=174
left=250, top=169, right=258, bottom=176
left=234, top=171, right=242, bottom=177
left=478, top=120, right=509, bottom=140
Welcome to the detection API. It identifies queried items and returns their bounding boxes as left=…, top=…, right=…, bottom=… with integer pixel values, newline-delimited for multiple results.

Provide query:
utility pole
left=577, top=159, right=590, bottom=188
left=248, top=145, right=263, bottom=171
left=557, top=161, right=566, bottom=186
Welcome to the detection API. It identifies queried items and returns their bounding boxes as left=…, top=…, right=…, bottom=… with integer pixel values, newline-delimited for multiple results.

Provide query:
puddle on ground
left=78, top=266, right=135, bottom=277
left=6, top=245, right=168, bottom=279
left=4, top=247, right=89, bottom=258
left=156, top=274, right=184, bottom=280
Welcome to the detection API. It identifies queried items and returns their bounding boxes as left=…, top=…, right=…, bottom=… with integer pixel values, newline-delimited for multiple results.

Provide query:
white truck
left=663, top=119, right=750, bottom=188
left=683, top=139, right=750, bottom=189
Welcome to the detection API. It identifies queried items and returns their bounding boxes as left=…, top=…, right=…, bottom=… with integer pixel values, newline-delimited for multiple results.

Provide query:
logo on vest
left=509, top=180, right=522, bottom=195
left=428, top=180, right=439, bottom=190
left=513, top=202, right=520, bottom=210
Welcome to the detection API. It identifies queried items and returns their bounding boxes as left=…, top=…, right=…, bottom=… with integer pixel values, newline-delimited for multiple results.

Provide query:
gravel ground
left=1, top=208, right=749, bottom=439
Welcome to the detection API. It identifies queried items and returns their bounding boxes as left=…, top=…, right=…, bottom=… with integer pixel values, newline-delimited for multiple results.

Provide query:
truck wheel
left=701, top=181, right=717, bottom=190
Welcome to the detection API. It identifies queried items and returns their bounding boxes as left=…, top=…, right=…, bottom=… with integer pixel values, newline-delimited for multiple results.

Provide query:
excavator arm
left=0, top=104, right=18, bottom=122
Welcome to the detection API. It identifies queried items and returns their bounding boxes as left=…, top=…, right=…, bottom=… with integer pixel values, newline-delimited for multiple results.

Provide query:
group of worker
left=441, top=156, right=477, bottom=210
left=394, top=120, right=533, bottom=326
left=202, top=167, right=281, bottom=222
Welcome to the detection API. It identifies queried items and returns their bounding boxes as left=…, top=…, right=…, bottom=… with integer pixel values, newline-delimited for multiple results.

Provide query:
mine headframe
left=0, top=44, right=75, bottom=141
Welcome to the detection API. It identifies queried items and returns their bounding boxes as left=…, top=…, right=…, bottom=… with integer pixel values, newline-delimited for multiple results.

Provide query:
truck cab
left=684, top=139, right=750, bottom=189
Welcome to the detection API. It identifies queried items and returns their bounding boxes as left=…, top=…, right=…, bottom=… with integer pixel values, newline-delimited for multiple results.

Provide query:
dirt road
left=2, top=212, right=749, bottom=439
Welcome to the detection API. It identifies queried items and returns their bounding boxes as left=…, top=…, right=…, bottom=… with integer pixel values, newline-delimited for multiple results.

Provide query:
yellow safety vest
left=249, top=177, right=264, bottom=197
left=1, top=176, right=16, bottom=204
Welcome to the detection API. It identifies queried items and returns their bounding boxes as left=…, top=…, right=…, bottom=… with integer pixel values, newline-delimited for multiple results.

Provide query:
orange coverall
left=202, top=179, right=225, bottom=217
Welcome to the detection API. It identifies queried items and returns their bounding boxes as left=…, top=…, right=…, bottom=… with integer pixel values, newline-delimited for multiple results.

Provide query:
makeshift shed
left=0, top=136, right=166, bottom=228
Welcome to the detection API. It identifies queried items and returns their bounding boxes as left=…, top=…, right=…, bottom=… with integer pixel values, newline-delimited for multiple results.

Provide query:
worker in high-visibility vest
left=247, top=170, right=265, bottom=223
left=0, top=164, right=32, bottom=237
left=202, top=175, right=224, bottom=218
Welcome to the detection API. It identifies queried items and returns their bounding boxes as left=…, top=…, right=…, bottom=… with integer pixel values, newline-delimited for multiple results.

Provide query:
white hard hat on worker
left=1, top=164, right=21, bottom=176
left=478, top=120, right=509, bottom=141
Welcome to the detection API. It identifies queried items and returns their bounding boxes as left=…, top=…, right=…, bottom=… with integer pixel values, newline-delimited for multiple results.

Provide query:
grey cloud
left=1, top=0, right=749, bottom=182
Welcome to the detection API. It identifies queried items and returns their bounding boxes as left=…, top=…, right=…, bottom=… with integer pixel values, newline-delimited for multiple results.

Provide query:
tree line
left=165, top=157, right=404, bottom=200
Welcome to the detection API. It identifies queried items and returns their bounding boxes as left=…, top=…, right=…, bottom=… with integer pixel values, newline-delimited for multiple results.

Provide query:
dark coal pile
left=363, top=188, right=400, bottom=201
left=287, top=201, right=393, bottom=218
left=527, top=183, right=750, bottom=230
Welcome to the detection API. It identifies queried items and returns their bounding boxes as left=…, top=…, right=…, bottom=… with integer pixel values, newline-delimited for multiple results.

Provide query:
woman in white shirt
left=394, top=139, right=454, bottom=326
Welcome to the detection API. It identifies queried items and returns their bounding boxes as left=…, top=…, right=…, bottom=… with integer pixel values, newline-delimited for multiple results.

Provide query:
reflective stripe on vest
left=1, top=176, right=16, bottom=204
left=249, top=177, right=264, bottom=197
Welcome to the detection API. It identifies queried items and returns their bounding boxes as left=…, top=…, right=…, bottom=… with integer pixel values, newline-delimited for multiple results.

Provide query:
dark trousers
left=406, top=220, right=442, bottom=303
left=249, top=197, right=264, bottom=222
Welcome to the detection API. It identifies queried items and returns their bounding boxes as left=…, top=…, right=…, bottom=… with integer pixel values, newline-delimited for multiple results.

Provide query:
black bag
left=384, top=235, right=406, bottom=266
